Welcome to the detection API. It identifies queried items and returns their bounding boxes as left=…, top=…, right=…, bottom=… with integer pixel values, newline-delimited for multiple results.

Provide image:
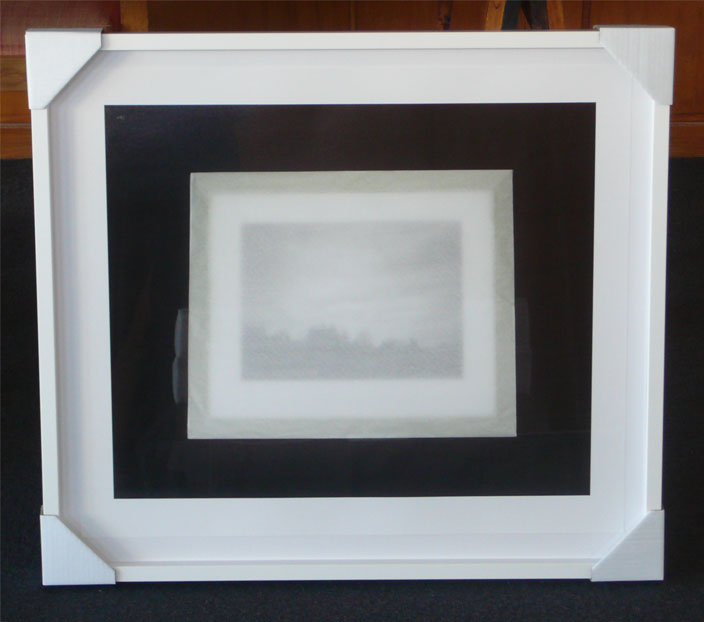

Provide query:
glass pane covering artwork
left=187, top=171, right=516, bottom=438
left=105, top=103, right=594, bottom=498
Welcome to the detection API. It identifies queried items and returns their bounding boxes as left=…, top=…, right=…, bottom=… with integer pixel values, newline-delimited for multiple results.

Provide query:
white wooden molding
left=100, top=30, right=602, bottom=52
left=646, top=104, right=670, bottom=511
left=113, top=559, right=593, bottom=582
left=24, top=28, right=674, bottom=107
left=32, top=109, right=61, bottom=516
left=591, top=510, right=664, bottom=581
left=40, top=514, right=116, bottom=586
left=25, top=29, right=103, bottom=110
left=597, top=27, right=675, bottom=106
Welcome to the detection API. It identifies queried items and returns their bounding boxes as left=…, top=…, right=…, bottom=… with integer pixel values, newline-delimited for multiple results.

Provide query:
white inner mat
left=187, top=170, right=516, bottom=438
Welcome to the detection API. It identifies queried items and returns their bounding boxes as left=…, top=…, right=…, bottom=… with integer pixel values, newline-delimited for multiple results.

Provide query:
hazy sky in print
left=242, top=222, right=462, bottom=348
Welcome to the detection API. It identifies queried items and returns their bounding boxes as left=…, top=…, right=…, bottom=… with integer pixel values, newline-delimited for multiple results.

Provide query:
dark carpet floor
left=2, top=158, right=703, bottom=621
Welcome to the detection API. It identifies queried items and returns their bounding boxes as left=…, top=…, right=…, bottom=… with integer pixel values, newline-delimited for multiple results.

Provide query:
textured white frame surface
left=28, top=28, right=672, bottom=585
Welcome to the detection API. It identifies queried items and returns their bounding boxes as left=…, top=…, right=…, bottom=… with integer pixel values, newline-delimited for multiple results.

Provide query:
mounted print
left=187, top=170, right=516, bottom=439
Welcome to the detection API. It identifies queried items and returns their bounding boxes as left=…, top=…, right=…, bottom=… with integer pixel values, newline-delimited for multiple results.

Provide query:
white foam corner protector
left=40, top=513, right=115, bottom=586
left=25, top=29, right=103, bottom=110
left=598, top=26, right=675, bottom=106
left=591, top=510, right=664, bottom=581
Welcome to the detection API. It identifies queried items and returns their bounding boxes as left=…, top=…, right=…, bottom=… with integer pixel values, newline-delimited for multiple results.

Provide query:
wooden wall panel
left=481, top=1, right=507, bottom=30
left=119, top=0, right=149, bottom=32
left=352, top=1, right=449, bottom=30
left=671, top=121, right=704, bottom=158
left=0, top=1, right=120, bottom=54
left=0, top=126, right=31, bottom=159
left=146, top=1, right=489, bottom=33
left=0, top=55, right=30, bottom=159
left=446, top=1, right=488, bottom=31
left=0, top=56, right=27, bottom=92
left=147, top=1, right=351, bottom=32
left=1, top=90, right=30, bottom=124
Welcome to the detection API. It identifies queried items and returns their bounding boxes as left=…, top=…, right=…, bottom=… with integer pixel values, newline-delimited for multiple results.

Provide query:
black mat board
left=104, top=103, right=594, bottom=498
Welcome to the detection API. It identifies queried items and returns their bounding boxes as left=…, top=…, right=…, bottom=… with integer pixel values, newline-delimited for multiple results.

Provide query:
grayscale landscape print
left=241, top=222, right=462, bottom=380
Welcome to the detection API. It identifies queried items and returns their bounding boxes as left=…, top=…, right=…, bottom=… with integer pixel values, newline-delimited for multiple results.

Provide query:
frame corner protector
left=596, top=26, right=675, bottom=107
left=25, top=28, right=103, bottom=110
left=40, top=512, right=116, bottom=586
left=591, top=509, right=664, bottom=582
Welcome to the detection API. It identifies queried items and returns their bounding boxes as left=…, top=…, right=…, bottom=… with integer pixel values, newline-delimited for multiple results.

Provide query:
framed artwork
left=28, top=28, right=673, bottom=584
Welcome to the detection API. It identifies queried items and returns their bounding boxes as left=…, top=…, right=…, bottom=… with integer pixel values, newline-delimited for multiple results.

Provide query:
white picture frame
left=28, top=27, right=673, bottom=585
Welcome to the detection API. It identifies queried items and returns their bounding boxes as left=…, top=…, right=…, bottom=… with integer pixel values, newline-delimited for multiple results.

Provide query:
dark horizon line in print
left=242, top=323, right=463, bottom=380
